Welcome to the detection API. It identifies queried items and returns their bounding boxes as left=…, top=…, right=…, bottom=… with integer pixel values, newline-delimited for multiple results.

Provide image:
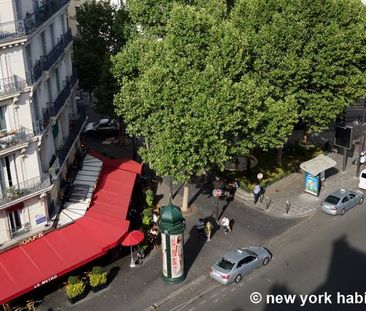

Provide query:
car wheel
left=360, top=197, right=364, bottom=205
left=263, top=257, right=270, bottom=266
left=234, top=274, right=242, bottom=284
left=340, top=208, right=346, bottom=216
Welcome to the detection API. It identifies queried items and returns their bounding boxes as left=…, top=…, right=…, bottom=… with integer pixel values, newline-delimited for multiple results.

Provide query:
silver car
left=209, top=246, right=272, bottom=285
left=321, top=189, right=364, bottom=216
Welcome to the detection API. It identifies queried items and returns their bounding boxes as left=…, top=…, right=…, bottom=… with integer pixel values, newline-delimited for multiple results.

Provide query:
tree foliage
left=74, top=0, right=132, bottom=115
left=113, top=0, right=366, bottom=182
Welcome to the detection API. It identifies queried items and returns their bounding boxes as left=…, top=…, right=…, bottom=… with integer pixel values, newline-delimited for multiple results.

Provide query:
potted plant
left=88, top=266, right=108, bottom=292
left=65, top=275, right=87, bottom=304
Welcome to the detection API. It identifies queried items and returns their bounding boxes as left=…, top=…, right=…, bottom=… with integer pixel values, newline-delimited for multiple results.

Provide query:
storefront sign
left=33, top=275, right=57, bottom=288
left=305, top=172, right=320, bottom=196
left=35, top=215, right=47, bottom=225
left=20, top=232, right=44, bottom=246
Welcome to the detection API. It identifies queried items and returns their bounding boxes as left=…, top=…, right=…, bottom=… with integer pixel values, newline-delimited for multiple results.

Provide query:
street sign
left=334, top=125, right=353, bottom=150
left=212, top=189, right=223, bottom=197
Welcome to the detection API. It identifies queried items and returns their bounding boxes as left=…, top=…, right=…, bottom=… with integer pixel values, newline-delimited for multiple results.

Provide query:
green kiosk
left=159, top=202, right=186, bottom=284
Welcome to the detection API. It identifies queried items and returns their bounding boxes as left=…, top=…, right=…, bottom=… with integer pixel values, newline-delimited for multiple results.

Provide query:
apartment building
left=0, top=0, right=85, bottom=248
left=68, top=0, right=125, bottom=35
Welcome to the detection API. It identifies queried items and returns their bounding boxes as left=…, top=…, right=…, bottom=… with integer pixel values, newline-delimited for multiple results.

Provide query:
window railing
left=49, top=113, right=86, bottom=180
left=0, top=0, right=70, bottom=44
left=49, top=80, right=71, bottom=117
left=23, top=0, right=70, bottom=35
left=0, top=174, right=51, bottom=207
left=10, top=222, right=31, bottom=238
left=0, top=20, right=26, bottom=43
left=27, top=28, right=73, bottom=84
left=0, top=127, right=35, bottom=152
left=0, top=75, right=26, bottom=98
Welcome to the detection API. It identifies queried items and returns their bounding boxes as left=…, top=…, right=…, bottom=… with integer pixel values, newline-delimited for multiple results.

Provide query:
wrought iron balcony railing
left=49, top=113, right=86, bottom=179
left=49, top=81, right=71, bottom=117
left=0, top=174, right=51, bottom=208
left=0, top=127, right=35, bottom=152
left=40, top=29, right=72, bottom=71
left=23, top=0, right=70, bottom=35
left=0, top=75, right=26, bottom=98
left=0, top=20, right=26, bottom=43
left=0, top=0, right=70, bottom=44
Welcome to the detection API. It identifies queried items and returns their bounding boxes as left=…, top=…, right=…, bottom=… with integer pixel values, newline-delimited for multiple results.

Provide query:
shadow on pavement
left=263, top=235, right=366, bottom=311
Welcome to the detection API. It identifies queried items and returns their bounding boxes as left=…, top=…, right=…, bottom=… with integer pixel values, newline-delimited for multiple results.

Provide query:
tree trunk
left=245, top=155, right=251, bottom=177
left=277, top=148, right=283, bottom=166
left=181, top=182, right=189, bottom=213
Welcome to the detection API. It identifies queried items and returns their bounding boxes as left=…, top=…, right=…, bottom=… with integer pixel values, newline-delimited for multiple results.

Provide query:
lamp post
left=159, top=203, right=186, bottom=284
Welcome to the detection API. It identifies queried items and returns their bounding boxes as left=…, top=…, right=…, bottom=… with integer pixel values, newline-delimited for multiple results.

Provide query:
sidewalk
left=235, top=151, right=360, bottom=217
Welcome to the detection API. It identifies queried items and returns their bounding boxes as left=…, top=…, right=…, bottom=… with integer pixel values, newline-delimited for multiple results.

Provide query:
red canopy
left=0, top=152, right=142, bottom=304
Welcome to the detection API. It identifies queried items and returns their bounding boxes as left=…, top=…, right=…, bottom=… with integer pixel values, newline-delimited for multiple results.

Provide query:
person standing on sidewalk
left=205, top=221, right=213, bottom=241
left=253, top=184, right=261, bottom=204
left=220, top=216, right=231, bottom=234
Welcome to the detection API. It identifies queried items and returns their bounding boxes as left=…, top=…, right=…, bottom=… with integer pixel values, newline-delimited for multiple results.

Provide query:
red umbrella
left=121, top=230, right=145, bottom=268
left=121, top=230, right=144, bottom=246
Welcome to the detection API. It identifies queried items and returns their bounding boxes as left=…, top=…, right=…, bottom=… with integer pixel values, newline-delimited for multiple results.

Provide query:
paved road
left=39, top=184, right=301, bottom=311
left=158, top=203, right=366, bottom=311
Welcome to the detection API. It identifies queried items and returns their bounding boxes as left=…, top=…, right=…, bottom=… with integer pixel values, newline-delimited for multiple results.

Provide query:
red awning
left=0, top=152, right=142, bottom=304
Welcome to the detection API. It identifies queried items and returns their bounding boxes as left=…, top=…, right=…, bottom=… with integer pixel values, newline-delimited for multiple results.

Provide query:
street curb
left=143, top=275, right=207, bottom=311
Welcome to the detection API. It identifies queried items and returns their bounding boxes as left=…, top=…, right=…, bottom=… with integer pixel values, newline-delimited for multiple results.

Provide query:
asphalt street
left=39, top=181, right=300, bottom=311
left=158, top=202, right=366, bottom=311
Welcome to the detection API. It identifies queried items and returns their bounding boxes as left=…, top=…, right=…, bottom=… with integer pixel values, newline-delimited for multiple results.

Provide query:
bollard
left=265, top=196, right=271, bottom=210
left=286, top=200, right=291, bottom=214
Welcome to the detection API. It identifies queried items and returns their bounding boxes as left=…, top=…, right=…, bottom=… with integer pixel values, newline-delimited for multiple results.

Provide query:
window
left=243, top=256, right=257, bottom=264
left=55, top=68, right=61, bottom=93
left=341, top=196, right=349, bottom=204
left=25, top=45, right=33, bottom=69
left=349, top=194, right=356, bottom=200
left=40, top=31, right=47, bottom=55
left=0, top=106, right=7, bottom=133
left=61, top=14, right=66, bottom=32
left=9, top=209, right=22, bottom=232
left=50, top=23, right=55, bottom=48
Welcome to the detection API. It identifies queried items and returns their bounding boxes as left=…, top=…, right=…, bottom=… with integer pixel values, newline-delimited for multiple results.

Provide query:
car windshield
left=217, top=257, right=235, bottom=271
left=325, top=195, right=340, bottom=204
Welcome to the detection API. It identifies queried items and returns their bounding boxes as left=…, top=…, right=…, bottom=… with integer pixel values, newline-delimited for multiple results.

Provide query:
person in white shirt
left=220, top=216, right=231, bottom=234
left=360, top=152, right=366, bottom=165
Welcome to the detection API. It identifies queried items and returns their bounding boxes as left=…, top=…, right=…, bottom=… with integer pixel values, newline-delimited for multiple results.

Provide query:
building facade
left=0, top=0, right=85, bottom=249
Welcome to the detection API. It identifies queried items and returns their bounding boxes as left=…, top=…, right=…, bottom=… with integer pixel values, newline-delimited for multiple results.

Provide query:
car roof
left=223, top=249, right=251, bottom=262
left=328, top=189, right=353, bottom=199
left=99, top=118, right=110, bottom=124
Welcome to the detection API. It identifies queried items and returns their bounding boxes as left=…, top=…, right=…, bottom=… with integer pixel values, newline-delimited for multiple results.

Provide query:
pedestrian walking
left=204, top=221, right=213, bottom=241
left=253, top=184, right=261, bottom=204
left=220, top=216, right=231, bottom=234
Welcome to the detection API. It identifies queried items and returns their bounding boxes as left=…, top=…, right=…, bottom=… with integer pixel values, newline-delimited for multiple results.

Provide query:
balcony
left=24, top=0, right=71, bottom=35
left=0, top=0, right=71, bottom=44
left=0, top=174, right=51, bottom=207
left=0, top=127, right=35, bottom=152
left=41, top=28, right=72, bottom=71
left=0, top=75, right=26, bottom=98
left=49, top=113, right=86, bottom=179
left=0, top=21, right=26, bottom=43
left=50, top=81, right=71, bottom=117
left=27, top=28, right=73, bottom=84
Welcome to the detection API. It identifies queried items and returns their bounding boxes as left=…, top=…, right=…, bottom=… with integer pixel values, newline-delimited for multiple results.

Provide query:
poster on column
left=170, top=234, right=184, bottom=278
left=161, top=233, right=168, bottom=277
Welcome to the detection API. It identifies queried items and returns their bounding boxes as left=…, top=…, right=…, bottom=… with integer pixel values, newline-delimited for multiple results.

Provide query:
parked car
left=321, top=189, right=364, bottom=216
left=82, top=118, right=119, bottom=137
left=209, top=246, right=272, bottom=285
left=358, top=169, right=366, bottom=190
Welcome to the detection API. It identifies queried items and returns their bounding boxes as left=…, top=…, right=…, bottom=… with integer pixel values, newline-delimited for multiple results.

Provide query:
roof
left=300, top=154, right=336, bottom=176
left=0, top=152, right=142, bottom=304
left=224, top=249, right=250, bottom=262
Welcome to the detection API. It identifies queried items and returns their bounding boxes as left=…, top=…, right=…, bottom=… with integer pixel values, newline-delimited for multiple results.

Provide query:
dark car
left=82, top=118, right=119, bottom=137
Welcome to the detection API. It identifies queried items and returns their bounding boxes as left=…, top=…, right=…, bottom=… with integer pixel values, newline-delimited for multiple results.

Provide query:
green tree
left=74, top=0, right=132, bottom=116
left=232, top=0, right=366, bottom=134
left=113, top=2, right=297, bottom=211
